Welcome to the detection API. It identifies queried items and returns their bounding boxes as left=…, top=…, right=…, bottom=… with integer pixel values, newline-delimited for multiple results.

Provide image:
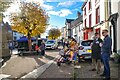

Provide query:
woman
left=73, top=41, right=78, bottom=62
left=69, top=38, right=76, bottom=61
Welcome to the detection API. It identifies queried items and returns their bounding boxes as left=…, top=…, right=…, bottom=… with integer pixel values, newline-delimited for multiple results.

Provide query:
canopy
left=17, top=36, right=36, bottom=42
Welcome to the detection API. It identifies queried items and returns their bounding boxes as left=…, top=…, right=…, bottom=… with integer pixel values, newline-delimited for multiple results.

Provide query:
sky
left=3, top=0, right=84, bottom=37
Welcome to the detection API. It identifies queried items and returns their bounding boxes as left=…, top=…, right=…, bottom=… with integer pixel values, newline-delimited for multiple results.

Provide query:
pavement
left=74, top=60, right=119, bottom=79
left=37, top=59, right=119, bottom=79
left=0, top=49, right=59, bottom=79
left=38, top=61, right=74, bottom=79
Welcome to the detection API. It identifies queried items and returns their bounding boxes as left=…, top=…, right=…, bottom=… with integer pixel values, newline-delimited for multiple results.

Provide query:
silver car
left=45, top=40, right=58, bottom=49
left=78, top=40, right=93, bottom=60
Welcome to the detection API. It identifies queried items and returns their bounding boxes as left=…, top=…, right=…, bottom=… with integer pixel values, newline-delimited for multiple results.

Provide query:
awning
left=17, top=36, right=36, bottom=42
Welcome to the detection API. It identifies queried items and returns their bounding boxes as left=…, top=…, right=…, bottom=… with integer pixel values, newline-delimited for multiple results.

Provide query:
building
left=65, top=19, right=74, bottom=39
left=0, top=22, right=11, bottom=58
left=71, top=12, right=83, bottom=43
left=109, top=0, right=120, bottom=54
left=81, top=0, right=110, bottom=40
left=13, top=31, right=24, bottom=41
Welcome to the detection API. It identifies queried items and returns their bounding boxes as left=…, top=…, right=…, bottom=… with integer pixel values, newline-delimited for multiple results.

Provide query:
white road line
left=0, top=74, right=11, bottom=80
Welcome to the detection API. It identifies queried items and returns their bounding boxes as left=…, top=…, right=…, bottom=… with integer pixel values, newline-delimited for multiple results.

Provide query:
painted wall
left=111, top=0, right=120, bottom=54
left=117, top=1, right=120, bottom=54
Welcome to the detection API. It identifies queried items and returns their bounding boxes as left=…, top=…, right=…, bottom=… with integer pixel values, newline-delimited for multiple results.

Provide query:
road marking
left=0, top=74, right=11, bottom=80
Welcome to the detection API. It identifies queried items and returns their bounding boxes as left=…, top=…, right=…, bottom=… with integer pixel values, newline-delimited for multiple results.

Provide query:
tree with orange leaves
left=10, top=2, right=49, bottom=51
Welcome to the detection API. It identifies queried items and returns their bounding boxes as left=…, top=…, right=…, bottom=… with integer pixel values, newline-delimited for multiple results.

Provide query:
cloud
left=57, top=1, right=76, bottom=7
left=44, top=0, right=85, bottom=2
left=48, top=9, right=72, bottom=17
left=23, top=0, right=53, bottom=10
left=41, top=4, right=53, bottom=10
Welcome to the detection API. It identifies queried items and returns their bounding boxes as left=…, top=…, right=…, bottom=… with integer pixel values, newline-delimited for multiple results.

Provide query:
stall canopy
left=17, top=36, right=36, bottom=42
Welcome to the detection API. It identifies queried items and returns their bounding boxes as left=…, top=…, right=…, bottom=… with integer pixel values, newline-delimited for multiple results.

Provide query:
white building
left=81, top=0, right=109, bottom=40
left=65, top=19, right=74, bottom=39
left=109, top=0, right=120, bottom=54
left=71, top=12, right=83, bottom=44
left=13, top=31, right=24, bottom=41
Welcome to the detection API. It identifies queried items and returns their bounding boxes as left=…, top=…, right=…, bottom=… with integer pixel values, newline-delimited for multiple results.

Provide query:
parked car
left=77, top=40, right=93, bottom=61
left=45, top=40, right=58, bottom=49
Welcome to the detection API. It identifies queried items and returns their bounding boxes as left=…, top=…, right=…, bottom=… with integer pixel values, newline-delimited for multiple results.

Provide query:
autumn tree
left=10, top=2, right=49, bottom=51
left=48, top=28, right=61, bottom=40
left=0, top=0, right=14, bottom=22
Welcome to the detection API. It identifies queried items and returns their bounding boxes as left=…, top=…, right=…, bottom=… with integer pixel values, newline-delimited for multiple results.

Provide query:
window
left=95, top=0, right=97, bottom=3
left=96, top=6, right=100, bottom=24
left=89, top=1, right=91, bottom=10
left=89, top=14, right=92, bottom=27
left=84, top=19, right=86, bottom=27
left=84, top=7, right=86, bottom=15
left=79, top=25, right=80, bottom=31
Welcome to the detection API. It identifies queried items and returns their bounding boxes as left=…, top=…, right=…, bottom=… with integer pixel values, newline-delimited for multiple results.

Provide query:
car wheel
left=77, top=56, right=81, bottom=63
left=57, top=62, right=61, bottom=66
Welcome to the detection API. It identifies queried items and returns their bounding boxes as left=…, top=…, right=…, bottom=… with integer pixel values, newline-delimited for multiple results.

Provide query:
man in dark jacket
left=40, top=40, right=45, bottom=57
left=90, top=33, right=103, bottom=74
left=100, top=29, right=112, bottom=80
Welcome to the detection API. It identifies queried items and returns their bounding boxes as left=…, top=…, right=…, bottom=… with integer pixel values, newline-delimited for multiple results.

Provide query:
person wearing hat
left=90, top=33, right=103, bottom=74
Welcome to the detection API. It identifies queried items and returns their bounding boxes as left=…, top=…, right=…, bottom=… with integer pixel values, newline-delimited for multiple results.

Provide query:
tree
left=0, top=0, right=14, bottom=22
left=48, top=28, right=61, bottom=40
left=10, top=2, right=49, bottom=51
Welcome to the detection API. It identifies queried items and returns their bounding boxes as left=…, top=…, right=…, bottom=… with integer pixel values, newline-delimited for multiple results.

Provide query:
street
left=0, top=49, right=119, bottom=79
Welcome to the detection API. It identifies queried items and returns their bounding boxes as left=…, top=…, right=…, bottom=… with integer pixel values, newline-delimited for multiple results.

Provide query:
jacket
left=101, top=35, right=112, bottom=54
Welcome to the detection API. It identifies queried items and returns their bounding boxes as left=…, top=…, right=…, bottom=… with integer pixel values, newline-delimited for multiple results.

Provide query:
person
left=90, top=33, right=103, bottom=74
left=40, top=40, right=46, bottom=57
left=63, top=39, right=66, bottom=49
left=72, top=40, right=79, bottom=64
left=9, top=41, right=13, bottom=54
left=35, top=43, right=41, bottom=55
left=100, top=29, right=112, bottom=80
left=69, top=37, right=76, bottom=61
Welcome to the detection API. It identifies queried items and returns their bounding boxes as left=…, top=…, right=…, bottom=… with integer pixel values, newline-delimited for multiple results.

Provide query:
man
left=90, top=33, right=103, bottom=74
left=40, top=40, right=45, bottom=58
left=100, top=29, right=112, bottom=80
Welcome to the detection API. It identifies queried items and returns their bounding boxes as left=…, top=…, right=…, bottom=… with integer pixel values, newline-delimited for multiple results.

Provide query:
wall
left=117, top=1, right=120, bottom=54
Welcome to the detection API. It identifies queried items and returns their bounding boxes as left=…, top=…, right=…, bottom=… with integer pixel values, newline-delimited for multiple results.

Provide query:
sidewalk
left=74, top=60, right=119, bottom=79
left=0, top=50, right=58, bottom=79
left=38, top=61, right=74, bottom=79
left=37, top=59, right=119, bottom=79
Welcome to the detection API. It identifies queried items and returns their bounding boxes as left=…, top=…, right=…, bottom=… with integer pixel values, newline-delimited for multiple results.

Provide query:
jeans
left=101, top=53, right=110, bottom=78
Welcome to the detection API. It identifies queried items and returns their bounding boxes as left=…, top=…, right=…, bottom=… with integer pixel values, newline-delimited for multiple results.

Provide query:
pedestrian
left=40, top=40, right=46, bottom=58
left=100, top=29, right=112, bottom=80
left=90, top=33, right=103, bottom=74
left=63, top=39, right=66, bottom=49
left=73, top=40, right=79, bottom=64
left=35, top=43, right=41, bottom=55
left=69, top=37, right=76, bottom=61
left=9, top=41, right=13, bottom=54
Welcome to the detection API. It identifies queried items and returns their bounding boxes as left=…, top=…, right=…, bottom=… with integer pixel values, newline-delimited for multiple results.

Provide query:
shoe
left=100, top=73, right=105, bottom=77
left=89, top=68, right=96, bottom=71
left=97, top=71, right=100, bottom=74
left=103, top=77, right=110, bottom=80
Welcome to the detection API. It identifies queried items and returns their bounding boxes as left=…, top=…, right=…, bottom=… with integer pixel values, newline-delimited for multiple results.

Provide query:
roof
left=66, top=19, right=74, bottom=23
left=81, top=0, right=88, bottom=11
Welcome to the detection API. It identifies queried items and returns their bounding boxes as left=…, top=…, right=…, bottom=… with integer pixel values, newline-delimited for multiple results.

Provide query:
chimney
left=77, top=11, right=81, bottom=18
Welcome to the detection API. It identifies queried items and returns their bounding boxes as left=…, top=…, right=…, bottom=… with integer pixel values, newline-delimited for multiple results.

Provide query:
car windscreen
left=46, top=41, right=55, bottom=44
left=81, top=40, right=93, bottom=46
